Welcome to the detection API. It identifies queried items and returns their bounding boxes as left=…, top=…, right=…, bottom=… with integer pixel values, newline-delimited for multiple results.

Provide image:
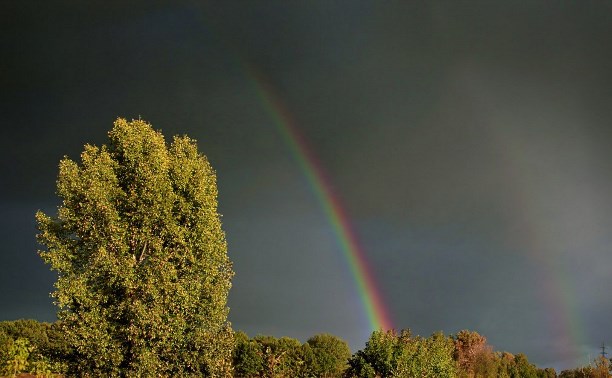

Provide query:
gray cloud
left=2, top=1, right=612, bottom=371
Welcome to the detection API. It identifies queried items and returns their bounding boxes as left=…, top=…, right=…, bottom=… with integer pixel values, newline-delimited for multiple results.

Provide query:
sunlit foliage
left=304, top=333, right=352, bottom=377
left=344, top=329, right=456, bottom=378
left=36, top=118, right=234, bottom=376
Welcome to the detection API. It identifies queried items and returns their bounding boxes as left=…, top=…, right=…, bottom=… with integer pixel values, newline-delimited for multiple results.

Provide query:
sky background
left=2, top=1, right=612, bottom=372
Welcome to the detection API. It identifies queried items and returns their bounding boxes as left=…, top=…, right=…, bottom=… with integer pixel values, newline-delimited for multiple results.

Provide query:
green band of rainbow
left=245, top=65, right=393, bottom=332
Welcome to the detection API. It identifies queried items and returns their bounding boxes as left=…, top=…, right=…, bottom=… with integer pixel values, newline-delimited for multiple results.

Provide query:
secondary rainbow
left=244, top=65, right=393, bottom=332
left=491, top=126, right=586, bottom=365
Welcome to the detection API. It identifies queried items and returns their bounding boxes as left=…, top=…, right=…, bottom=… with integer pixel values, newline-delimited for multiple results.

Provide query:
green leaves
left=232, top=333, right=350, bottom=378
left=305, top=333, right=351, bottom=377
left=4, top=338, right=32, bottom=376
left=345, top=329, right=456, bottom=378
left=37, top=118, right=234, bottom=377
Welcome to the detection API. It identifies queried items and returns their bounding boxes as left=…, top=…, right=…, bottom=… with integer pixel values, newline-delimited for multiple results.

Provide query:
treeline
left=233, top=328, right=557, bottom=378
left=5, top=318, right=607, bottom=377
left=240, top=328, right=611, bottom=377
left=0, top=320, right=69, bottom=377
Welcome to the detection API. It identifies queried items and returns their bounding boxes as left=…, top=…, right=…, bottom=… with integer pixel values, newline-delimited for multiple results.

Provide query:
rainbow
left=461, top=75, right=589, bottom=367
left=492, top=126, right=586, bottom=366
left=244, top=65, right=393, bottom=332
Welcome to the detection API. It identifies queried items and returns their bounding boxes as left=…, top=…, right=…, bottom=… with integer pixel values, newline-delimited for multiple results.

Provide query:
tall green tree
left=36, top=118, right=234, bottom=377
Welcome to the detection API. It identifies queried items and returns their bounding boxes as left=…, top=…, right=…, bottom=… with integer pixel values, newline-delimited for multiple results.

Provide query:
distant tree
left=537, top=367, right=557, bottom=378
left=559, top=366, right=595, bottom=378
left=512, top=353, right=538, bottom=378
left=472, top=349, right=501, bottom=378
left=233, top=333, right=306, bottom=378
left=453, top=330, right=490, bottom=377
left=4, top=337, right=32, bottom=377
left=345, top=329, right=455, bottom=378
left=36, top=118, right=234, bottom=376
left=304, top=333, right=351, bottom=377
left=559, top=357, right=611, bottom=378
left=396, top=331, right=456, bottom=378
left=252, top=335, right=305, bottom=378
left=233, top=331, right=264, bottom=378
left=0, top=319, right=68, bottom=376
left=559, top=369, right=577, bottom=378
left=0, top=320, right=50, bottom=352
left=491, top=351, right=541, bottom=378
left=497, top=351, right=516, bottom=378
left=345, top=329, right=396, bottom=377
left=344, top=352, right=375, bottom=378
left=275, top=337, right=306, bottom=377
left=593, top=356, right=611, bottom=378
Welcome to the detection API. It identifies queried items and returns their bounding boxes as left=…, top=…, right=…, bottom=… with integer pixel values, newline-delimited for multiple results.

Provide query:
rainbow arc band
left=245, top=65, right=393, bottom=332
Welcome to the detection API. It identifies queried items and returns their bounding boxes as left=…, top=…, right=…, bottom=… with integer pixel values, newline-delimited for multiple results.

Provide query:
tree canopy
left=345, top=329, right=457, bottom=378
left=36, top=118, right=234, bottom=377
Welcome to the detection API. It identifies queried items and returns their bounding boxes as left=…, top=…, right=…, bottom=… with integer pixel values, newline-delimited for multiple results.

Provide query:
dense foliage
left=0, top=320, right=68, bottom=377
left=36, top=119, right=234, bottom=376
left=232, top=331, right=350, bottom=377
left=2, top=320, right=608, bottom=377
left=305, top=333, right=352, bottom=377
left=344, top=329, right=456, bottom=378
left=558, top=357, right=611, bottom=378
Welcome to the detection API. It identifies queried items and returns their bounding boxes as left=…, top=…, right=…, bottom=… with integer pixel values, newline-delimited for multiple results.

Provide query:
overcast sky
left=2, top=1, right=612, bottom=371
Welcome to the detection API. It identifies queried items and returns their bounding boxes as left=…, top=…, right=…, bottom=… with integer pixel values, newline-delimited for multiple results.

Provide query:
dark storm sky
left=2, top=1, right=612, bottom=371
